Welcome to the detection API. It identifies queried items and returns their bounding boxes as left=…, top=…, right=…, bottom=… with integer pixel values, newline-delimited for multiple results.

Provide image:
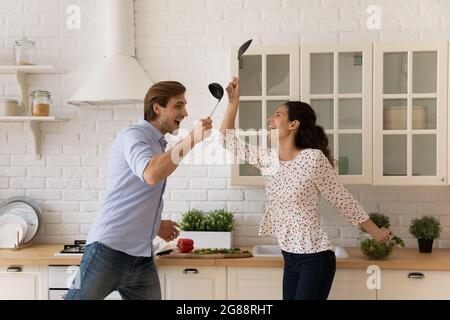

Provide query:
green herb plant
left=180, top=209, right=234, bottom=232
left=409, top=216, right=441, bottom=240
left=359, top=212, right=405, bottom=260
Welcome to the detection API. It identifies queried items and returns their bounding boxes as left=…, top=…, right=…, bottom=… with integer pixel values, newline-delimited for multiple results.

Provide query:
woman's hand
left=374, top=227, right=392, bottom=242
left=360, top=219, right=392, bottom=242
left=226, top=77, right=240, bottom=105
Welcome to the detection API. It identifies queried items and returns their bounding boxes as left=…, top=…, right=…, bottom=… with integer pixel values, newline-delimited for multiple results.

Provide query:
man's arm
left=143, top=119, right=212, bottom=185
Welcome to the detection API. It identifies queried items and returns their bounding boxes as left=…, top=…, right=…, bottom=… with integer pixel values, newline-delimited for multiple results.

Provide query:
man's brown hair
left=144, top=81, right=186, bottom=121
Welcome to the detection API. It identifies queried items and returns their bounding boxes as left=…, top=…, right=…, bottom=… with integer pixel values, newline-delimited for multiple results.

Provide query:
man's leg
left=117, top=257, right=161, bottom=300
left=65, top=242, right=128, bottom=300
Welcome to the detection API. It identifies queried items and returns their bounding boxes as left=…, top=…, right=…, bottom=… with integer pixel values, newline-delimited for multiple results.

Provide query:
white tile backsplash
left=0, top=0, right=449, bottom=248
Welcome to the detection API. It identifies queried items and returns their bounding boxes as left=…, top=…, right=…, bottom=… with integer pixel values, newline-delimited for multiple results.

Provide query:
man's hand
left=158, top=220, right=180, bottom=242
left=190, top=118, right=213, bottom=145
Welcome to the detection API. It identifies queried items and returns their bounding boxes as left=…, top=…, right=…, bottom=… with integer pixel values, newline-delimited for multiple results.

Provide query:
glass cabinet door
left=231, top=46, right=299, bottom=185
left=373, top=42, right=447, bottom=185
left=301, top=44, right=373, bottom=184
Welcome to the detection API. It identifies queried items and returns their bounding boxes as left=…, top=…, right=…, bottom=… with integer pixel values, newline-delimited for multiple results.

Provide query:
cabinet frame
left=230, top=45, right=300, bottom=186
left=301, top=43, right=373, bottom=184
left=373, top=41, right=448, bottom=185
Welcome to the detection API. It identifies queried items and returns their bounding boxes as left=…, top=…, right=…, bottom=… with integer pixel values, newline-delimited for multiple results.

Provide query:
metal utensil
left=238, top=39, right=253, bottom=69
left=208, top=83, right=224, bottom=117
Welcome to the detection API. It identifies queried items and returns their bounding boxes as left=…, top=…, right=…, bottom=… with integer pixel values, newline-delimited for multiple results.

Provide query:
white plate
left=0, top=221, right=24, bottom=249
left=0, top=213, right=28, bottom=243
left=0, top=200, right=39, bottom=244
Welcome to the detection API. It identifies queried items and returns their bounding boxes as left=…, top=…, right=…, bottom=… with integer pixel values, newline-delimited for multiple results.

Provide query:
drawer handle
left=7, top=265, right=23, bottom=272
left=183, top=268, right=199, bottom=274
left=408, top=272, right=425, bottom=279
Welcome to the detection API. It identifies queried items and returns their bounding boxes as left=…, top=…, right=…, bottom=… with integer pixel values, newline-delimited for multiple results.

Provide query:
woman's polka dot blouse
left=220, top=131, right=370, bottom=254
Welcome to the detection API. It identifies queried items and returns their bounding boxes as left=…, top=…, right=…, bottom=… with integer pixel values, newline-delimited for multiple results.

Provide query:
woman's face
left=267, top=105, right=299, bottom=139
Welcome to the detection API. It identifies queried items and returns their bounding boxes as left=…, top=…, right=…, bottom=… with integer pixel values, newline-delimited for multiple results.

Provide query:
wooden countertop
left=2, top=245, right=450, bottom=270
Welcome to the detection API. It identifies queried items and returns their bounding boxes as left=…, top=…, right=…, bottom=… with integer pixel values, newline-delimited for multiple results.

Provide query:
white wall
left=1, top=0, right=450, bottom=249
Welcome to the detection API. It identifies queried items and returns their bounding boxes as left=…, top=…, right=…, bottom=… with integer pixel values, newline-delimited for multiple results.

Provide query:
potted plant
left=359, top=212, right=404, bottom=260
left=409, top=215, right=441, bottom=253
left=179, top=209, right=234, bottom=249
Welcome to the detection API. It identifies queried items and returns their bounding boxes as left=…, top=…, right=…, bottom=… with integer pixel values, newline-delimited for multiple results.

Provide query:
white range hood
left=68, top=0, right=151, bottom=105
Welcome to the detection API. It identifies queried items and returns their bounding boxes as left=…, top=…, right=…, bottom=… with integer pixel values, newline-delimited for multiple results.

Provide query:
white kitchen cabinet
left=301, top=43, right=373, bottom=184
left=378, top=269, right=450, bottom=300
left=373, top=42, right=448, bottom=185
left=227, top=267, right=376, bottom=300
left=157, top=266, right=226, bottom=300
left=328, top=268, right=376, bottom=300
left=230, top=45, right=300, bottom=186
left=227, top=267, right=283, bottom=299
left=0, top=265, right=46, bottom=300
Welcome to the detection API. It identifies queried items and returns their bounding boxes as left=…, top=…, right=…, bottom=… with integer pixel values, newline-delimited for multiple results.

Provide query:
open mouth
left=174, top=119, right=181, bottom=127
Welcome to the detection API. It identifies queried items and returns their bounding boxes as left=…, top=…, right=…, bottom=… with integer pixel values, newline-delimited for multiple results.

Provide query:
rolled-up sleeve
left=312, top=150, right=370, bottom=226
left=218, top=130, right=268, bottom=169
left=122, top=128, right=161, bottom=182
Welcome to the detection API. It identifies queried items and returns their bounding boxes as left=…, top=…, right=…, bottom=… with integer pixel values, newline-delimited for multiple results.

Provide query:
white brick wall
left=1, top=0, right=450, bottom=248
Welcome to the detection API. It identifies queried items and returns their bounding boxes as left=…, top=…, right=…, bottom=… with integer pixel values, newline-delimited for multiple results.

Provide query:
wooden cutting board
left=160, top=252, right=253, bottom=259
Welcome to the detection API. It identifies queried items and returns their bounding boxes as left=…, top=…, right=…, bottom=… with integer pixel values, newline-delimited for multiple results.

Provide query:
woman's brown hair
left=285, top=101, right=334, bottom=167
left=144, top=81, right=186, bottom=121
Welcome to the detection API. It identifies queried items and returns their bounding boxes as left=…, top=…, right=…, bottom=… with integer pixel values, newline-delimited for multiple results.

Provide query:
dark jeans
left=65, top=241, right=161, bottom=300
left=282, top=250, right=336, bottom=300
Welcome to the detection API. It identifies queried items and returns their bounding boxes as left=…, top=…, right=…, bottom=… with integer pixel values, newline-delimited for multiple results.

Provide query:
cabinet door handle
left=408, top=272, right=425, bottom=279
left=183, top=268, right=199, bottom=274
left=7, top=265, right=23, bottom=272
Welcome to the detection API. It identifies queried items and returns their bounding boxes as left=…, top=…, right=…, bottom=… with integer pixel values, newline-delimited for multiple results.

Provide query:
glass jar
left=30, top=90, right=51, bottom=116
left=14, top=38, right=36, bottom=66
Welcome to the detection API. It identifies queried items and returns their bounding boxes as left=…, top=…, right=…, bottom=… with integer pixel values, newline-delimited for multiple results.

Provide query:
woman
left=219, top=77, right=391, bottom=300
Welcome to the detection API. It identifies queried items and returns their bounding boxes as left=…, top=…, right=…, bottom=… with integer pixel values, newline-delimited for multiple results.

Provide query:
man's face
left=155, top=94, right=188, bottom=134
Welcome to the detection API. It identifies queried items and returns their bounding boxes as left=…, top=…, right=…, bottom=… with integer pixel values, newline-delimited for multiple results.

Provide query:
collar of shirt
left=138, top=119, right=168, bottom=150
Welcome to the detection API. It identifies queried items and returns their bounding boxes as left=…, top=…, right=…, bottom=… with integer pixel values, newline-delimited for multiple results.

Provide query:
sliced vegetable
left=193, top=247, right=250, bottom=255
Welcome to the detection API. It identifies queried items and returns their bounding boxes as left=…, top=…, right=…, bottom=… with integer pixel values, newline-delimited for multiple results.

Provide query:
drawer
left=0, top=265, right=39, bottom=273
left=379, top=270, right=450, bottom=300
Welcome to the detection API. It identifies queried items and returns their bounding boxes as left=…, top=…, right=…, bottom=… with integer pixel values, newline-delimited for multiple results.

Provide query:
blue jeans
left=282, top=250, right=336, bottom=300
left=65, top=241, right=161, bottom=300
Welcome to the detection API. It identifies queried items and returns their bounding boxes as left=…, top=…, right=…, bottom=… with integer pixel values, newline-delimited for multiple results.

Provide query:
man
left=66, top=81, right=212, bottom=300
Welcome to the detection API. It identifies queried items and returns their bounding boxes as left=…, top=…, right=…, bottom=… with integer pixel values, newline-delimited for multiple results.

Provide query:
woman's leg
left=317, top=250, right=336, bottom=300
left=293, top=250, right=336, bottom=300
left=282, top=251, right=300, bottom=300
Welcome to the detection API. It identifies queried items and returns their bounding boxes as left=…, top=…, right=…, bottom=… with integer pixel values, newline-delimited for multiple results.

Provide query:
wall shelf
left=0, top=65, right=67, bottom=111
left=0, top=116, right=67, bottom=159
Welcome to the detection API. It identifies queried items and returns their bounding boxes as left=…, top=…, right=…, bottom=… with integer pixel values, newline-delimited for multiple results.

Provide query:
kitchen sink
left=252, top=245, right=283, bottom=258
left=252, top=245, right=350, bottom=259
